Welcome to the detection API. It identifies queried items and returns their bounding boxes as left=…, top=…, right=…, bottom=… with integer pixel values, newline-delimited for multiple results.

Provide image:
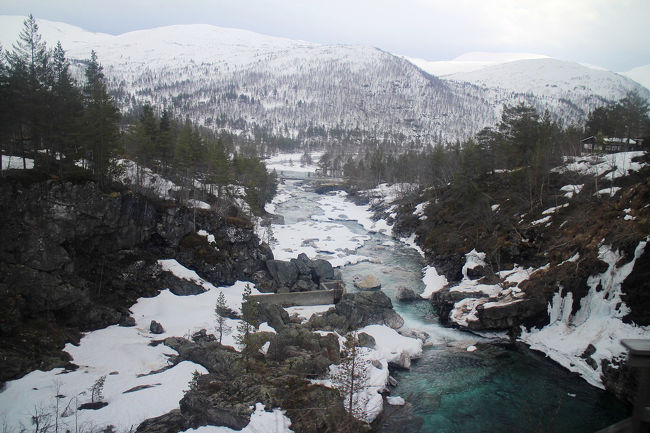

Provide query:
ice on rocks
left=519, top=239, right=650, bottom=388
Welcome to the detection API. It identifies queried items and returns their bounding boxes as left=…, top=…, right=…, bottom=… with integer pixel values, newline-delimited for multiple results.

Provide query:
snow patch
left=556, top=151, right=646, bottom=179
left=561, top=184, right=583, bottom=199
left=420, top=266, right=448, bottom=299
left=594, top=187, right=621, bottom=197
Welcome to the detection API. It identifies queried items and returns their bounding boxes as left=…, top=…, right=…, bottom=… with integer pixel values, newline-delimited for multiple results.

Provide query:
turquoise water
left=272, top=178, right=629, bottom=432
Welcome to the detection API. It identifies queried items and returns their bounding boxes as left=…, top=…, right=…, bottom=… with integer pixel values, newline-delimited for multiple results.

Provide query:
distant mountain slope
left=437, top=57, right=650, bottom=128
left=622, top=64, right=650, bottom=91
left=1, top=16, right=647, bottom=144
left=446, top=58, right=649, bottom=102
left=406, top=52, right=550, bottom=76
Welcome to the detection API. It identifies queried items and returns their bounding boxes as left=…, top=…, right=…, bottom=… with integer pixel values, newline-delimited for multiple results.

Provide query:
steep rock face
left=621, top=246, right=650, bottom=326
left=0, top=178, right=272, bottom=384
left=390, top=158, right=650, bottom=402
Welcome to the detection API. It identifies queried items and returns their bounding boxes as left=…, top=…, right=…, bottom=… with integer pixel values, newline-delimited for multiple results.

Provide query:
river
left=268, top=173, right=628, bottom=433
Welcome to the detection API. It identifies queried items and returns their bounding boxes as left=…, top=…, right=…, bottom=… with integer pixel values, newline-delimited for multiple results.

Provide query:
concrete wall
left=250, top=289, right=343, bottom=307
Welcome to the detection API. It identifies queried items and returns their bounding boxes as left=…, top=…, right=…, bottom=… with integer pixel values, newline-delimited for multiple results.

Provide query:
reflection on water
left=272, top=179, right=629, bottom=432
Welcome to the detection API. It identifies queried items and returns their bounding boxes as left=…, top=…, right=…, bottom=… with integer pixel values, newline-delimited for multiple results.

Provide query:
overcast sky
left=1, top=0, right=649, bottom=71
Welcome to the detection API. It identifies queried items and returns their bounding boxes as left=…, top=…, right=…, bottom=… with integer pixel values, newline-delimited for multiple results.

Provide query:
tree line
left=0, top=15, right=120, bottom=185
left=0, top=15, right=277, bottom=214
left=333, top=93, right=648, bottom=206
left=124, top=104, right=277, bottom=214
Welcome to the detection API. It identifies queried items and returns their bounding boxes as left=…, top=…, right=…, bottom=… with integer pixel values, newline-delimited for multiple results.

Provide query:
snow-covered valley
left=1, top=9, right=649, bottom=431
left=2, top=151, right=646, bottom=431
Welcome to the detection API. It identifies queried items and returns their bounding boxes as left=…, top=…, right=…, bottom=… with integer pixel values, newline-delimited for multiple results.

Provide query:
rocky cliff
left=391, top=151, right=650, bottom=401
left=0, top=174, right=273, bottom=384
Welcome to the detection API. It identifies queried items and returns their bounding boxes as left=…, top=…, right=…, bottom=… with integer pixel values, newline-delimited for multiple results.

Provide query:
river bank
left=265, top=162, right=630, bottom=432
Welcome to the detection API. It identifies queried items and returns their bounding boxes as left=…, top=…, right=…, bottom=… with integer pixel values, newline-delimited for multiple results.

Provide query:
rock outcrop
left=0, top=178, right=273, bottom=384
left=145, top=329, right=367, bottom=433
left=266, top=253, right=335, bottom=292
left=308, top=291, right=404, bottom=332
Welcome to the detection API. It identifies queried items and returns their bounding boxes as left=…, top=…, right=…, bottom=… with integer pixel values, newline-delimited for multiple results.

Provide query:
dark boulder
left=164, top=337, right=240, bottom=374
left=78, top=401, right=109, bottom=410
left=309, top=291, right=404, bottom=332
left=136, top=409, right=189, bottom=433
left=150, top=320, right=165, bottom=334
left=257, top=303, right=291, bottom=332
left=357, top=332, right=376, bottom=348
left=266, top=260, right=299, bottom=288
left=310, top=259, right=334, bottom=284
left=180, top=391, right=251, bottom=430
left=466, top=265, right=487, bottom=280
left=191, top=329, right=216, bottom=344
left=157, top=267, right=205, bottom=296
left=267, top=326, right=340, bottom=375
left=395, top=287, right=419, bottom=302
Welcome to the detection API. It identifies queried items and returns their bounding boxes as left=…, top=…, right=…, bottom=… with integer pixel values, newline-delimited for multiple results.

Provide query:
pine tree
left=331, top=331, right=370, bottom=420
left=234, top=284, right=260, bottom=372
left=82, top=50, right=121, bottom=185
left=174, top=118, right=194, bottom=170
left=5, top=14, right=51, bottom=167
left=130, top=103, right=159, bottom=168
left=0, top=44, right=9, bottom=167
left=158, top=108, right=175, bottom=163
left=49, top=41, right=82, bottom=174
left=207, top=138, right=230, bottom=197
left=214, top=291, right=231, bottom=345
left=89, top=375, right=106, bottom=403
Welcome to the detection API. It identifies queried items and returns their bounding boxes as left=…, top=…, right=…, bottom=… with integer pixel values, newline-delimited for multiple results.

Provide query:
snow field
left=0, top=257, right=285, bottom=432
left=270, top=219, right=370, bottom=261
left=314, top=190, right=393, bottom=235
left=555, top=151, right=646, bottom=179
left=263, top=151, right=323, bottom=174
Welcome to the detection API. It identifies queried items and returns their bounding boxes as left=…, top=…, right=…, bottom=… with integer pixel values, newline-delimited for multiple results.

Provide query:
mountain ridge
left=2, top=15, right=647, bottom=144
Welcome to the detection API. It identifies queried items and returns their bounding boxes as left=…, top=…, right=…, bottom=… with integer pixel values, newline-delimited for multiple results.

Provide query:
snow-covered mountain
left=1, top=16, right=647, bottom=144
left=445, top=58, right=647, bottom=102
left=622, top=64, right=650, bottom=91
left=406, top=52, right=550, bottom=76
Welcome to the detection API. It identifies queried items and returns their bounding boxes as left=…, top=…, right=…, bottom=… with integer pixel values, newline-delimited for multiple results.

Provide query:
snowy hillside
left=407, top=51, right=550, bottom=76
left=622, top=64, right=650, bottom=91
left=1, top=15, right=647, bottom=144
left=444, top=58, right=650, bottom=118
